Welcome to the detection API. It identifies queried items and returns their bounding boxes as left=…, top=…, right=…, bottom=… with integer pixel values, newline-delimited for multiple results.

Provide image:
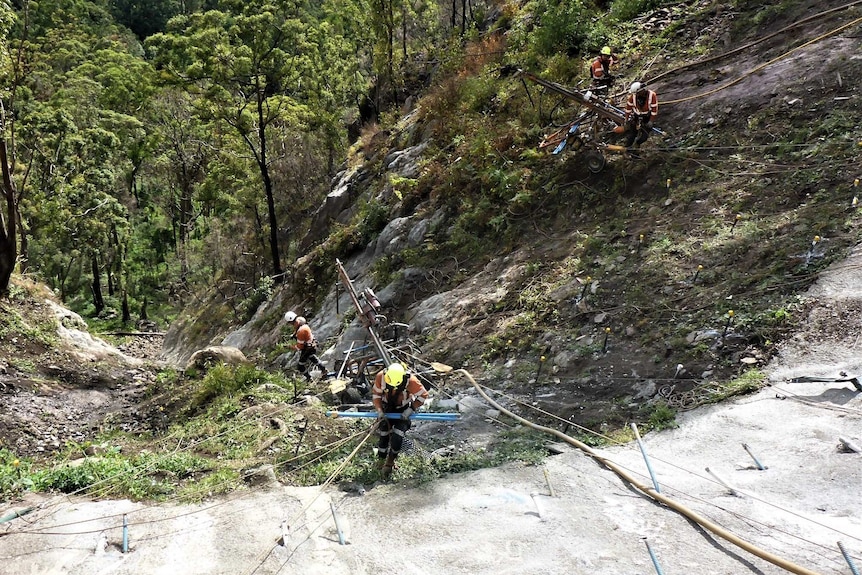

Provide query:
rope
left=646, top=0, right=862, bottom=86
left=245, top=423, right=378, bottom=575
left=660, top=15, right=862, bottom=105
left=476, top=381, right=862, bottom=553
left=3, top=402, right=367, bottom=540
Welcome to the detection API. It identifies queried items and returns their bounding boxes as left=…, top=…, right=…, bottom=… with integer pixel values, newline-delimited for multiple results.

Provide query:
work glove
left=400, top=407, right=414, bottom=421
left=376, top=410, right=387, bottom=422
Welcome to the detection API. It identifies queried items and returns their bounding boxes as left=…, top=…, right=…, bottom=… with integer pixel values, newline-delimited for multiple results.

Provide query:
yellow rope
left=661, top=16, right=862, bottom=105
left=647, top=1, right=862, bottom=86
left=245, top=422, right=378, bottom=575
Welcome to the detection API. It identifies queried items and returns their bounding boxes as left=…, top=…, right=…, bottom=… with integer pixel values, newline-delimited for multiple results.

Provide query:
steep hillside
left=0, top=4, right=861, bottom=572
left=163, top=0, right=862, bottom=434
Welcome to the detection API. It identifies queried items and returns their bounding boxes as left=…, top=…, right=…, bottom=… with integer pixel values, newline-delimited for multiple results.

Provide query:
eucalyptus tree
left=147, top=1, right=363, bottom=283
left=0, top=110, right=16, bottom=296
left=147, top=89, right=211, bottom=284
left=0, top=1, right=18, bottom=295
left=5, top=0, right=162, bottom=316
left=358, top=0, right=444, bottom=114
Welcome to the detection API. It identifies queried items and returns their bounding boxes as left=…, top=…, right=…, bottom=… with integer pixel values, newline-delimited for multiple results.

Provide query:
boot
left=381, top=452, right=397, bottom=480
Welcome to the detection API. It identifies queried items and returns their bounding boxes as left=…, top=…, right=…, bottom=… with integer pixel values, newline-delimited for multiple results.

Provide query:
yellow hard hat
left=384, top=363, right=406, bottom=387
left=601, top=46, right=612, bottom=56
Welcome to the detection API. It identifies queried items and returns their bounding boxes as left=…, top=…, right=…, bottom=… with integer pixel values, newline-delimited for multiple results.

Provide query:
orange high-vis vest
left=625, top=90, right=658, bottom=121
left=372, top=371, right=429, bottom=412
left=294, top=324, right=315, bottom=350
left=590, top=56, right=615, bottom=80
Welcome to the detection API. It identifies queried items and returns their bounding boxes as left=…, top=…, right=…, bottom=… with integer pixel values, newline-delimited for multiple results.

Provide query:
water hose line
left=459, top=368, right=826, bottom=575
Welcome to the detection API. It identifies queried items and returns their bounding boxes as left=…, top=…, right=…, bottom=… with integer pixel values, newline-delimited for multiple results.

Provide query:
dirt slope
left=1, top=244, right=861, bottom=573
left=1, top=2, right=861, bottom=573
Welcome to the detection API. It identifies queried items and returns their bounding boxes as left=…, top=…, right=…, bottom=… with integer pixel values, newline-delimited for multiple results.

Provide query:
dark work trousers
left=377, top=415, right=412, bottom=458
left=625, top=117, right=651, bottom=148
left=297, top=347, right=324, bottom=379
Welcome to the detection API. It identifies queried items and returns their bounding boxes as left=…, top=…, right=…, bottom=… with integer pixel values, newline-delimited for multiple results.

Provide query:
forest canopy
left=0, top=0, right=651, bottom=323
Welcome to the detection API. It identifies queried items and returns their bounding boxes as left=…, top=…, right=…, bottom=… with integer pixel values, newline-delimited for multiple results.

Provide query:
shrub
left=609, top=0, right=664, bottom=21
left=34, top=446, right=212, bottom=500
left=193, top=364, right=273, bottom=408
left=647, top=401, right=677, bottom=431
left=530, top=0, right=591, bottom=57
left=239, top=275, right=274, bottom=321
left=0, top=449, right=33, bottom=499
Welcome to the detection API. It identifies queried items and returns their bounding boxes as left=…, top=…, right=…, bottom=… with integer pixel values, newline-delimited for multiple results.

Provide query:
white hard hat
left=284, top=311, right=297, bottom=323
left=629, top=82, right=643, bottom=94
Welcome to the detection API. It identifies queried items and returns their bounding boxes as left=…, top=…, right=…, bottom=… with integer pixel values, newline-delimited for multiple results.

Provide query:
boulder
left=185, top=345, right=250, bottom=372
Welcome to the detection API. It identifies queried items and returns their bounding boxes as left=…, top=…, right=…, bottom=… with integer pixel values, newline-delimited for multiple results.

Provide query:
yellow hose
left=459, top=369, right=826, bottom=575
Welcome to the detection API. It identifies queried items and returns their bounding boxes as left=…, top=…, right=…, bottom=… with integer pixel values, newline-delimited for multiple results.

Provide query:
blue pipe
left=631, top=423, right=661, bottom=493
left=839, top=541, right=860, bottom=575
left=0, top=507, right=34, bottom=524
left=326, top=411, right=459, bottom=421
left=742, top=443, right=768, bottom=470
left=644, top=539, right=665, bottom=575
left=330, top=502, right=346, bottom=545
left=122, top=514, right=128, bottom=553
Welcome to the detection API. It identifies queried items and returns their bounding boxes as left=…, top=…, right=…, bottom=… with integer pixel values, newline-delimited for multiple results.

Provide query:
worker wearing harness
left=372, top=362, right=429, bottom=479
left=590, top=46, right=618, bottom=93
left=624, top=82, right=659, bottom=152
left=284, top=311, right=326, bottom=381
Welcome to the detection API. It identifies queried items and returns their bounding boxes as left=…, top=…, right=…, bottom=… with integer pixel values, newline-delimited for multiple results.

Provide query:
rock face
left=185, top=345, right=250, bottom=373
left=46, top=300, right=143, bottom=365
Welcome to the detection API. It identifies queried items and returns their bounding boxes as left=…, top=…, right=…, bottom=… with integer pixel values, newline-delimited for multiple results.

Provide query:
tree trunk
left=91, top=254, right=105, bottom=315
left=107, top=265, right=115, bottom=296
left=15, top=217, right=27, bottom=274
left=122, top=290, right=131, bottom=323
left=0, top=135, right=17, bottom=296
left=256, top=93, right=283, bottom=283
left=401, top=0, right=407, bottom=64
left=461, top=0, right=467, bottom=34
left=179, top=180, right=193, bottom=278
left=387, top=0, right=396, bottom=102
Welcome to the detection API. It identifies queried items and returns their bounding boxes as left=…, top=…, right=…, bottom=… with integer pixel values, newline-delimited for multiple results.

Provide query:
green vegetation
left=290, top=426, right=549, bottom=486
left=0, top=445, right=214, bottom=502
left=1, top=0, right=860, bottom=506
left=646, top=401, right=678, bottom=431
left=36, top=447, right=211, bottom=500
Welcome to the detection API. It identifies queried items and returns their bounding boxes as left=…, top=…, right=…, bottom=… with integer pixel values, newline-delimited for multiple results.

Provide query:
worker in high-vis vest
left=372, top=362, right=429, bottom=480
left=624, top=81, right=659, bottom=151
left=589, top=45, right=618, bottom=93
left=284, top=311, right=326, bottom=381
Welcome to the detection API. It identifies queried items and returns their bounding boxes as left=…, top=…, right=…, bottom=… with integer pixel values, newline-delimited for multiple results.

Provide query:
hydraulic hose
left=459, top=369, right=826, bottom=575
